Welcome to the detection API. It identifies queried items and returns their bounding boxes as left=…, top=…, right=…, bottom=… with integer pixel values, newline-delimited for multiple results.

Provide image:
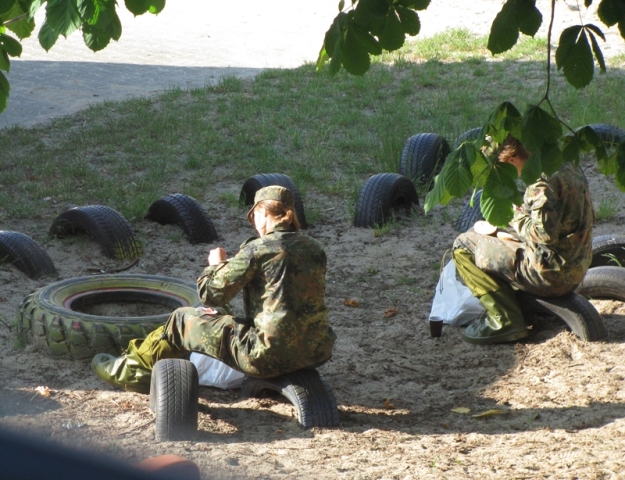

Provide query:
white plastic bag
left=429, top=260, right=484, bottom=327
left=190, top=353, right=246, bottom=389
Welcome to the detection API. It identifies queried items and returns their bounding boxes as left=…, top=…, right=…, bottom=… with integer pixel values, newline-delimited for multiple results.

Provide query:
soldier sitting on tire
left=92, top=186, right=337, bottom=393
left=452, top=135, right=595, bottom=345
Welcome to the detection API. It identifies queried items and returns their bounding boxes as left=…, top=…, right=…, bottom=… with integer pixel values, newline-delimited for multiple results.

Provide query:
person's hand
left=208, top=247, right=227, bottom=266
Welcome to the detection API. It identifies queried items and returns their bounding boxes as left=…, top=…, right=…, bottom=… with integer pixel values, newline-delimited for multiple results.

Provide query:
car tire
left=240, top=369, right=339, bottom=430
left=150, top=359, right=199, bottom=442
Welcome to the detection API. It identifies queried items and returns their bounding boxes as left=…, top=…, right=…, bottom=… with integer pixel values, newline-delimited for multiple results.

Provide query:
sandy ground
left=2, top=1, right=625, bottom=479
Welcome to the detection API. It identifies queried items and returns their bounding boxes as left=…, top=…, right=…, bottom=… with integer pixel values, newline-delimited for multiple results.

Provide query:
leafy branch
left=318, top=0, right=625, bottom=226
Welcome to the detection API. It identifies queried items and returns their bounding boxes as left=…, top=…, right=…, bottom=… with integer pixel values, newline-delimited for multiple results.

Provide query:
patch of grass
left=595, top=194, right=623, bottom=221
left=1, top=29, right=625, bottom=226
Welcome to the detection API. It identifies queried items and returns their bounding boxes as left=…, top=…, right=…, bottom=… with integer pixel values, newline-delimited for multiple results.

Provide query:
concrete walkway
left=3, top=0, right=623, bottom=129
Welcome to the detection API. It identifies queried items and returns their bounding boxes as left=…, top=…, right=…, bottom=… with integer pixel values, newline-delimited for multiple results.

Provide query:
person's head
left=247, top=185, right=300, bottom=236
left=498, top=135, right=531, bottom=177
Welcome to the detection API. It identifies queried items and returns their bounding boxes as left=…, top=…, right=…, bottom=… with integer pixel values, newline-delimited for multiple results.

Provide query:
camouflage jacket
left=509, top=162, right=594, bottom=292
left=197, top=223, right=336, bottom=375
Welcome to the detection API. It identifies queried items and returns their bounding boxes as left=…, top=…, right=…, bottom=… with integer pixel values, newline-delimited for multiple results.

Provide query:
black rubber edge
left=353, top=173, right=419, bottom=228
left=517, top=291, right=607, bottom=341
left=49, top=205, right=142, bottom=260
left=576, top=266, right=625, bottom=302
left=0, top=230, right=57, bottom=279
left=454, top=189, right=484, bottom=232
left=240, top=369, right=340, bottom=430
left=145, top=193, right=218, bottom=244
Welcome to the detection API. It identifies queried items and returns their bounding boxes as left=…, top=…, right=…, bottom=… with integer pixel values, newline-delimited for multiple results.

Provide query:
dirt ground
left=1, top=154, right=625, bottom=479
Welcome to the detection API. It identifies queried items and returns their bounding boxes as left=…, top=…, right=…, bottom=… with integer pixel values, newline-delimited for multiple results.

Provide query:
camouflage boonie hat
left=247, top=185, right=295, bottom=222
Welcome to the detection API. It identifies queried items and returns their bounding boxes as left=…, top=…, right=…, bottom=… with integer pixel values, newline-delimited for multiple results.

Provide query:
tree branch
left=2, top=13, right=29, bottom=27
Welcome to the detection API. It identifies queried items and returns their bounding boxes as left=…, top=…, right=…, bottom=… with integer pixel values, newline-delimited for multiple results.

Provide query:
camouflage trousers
left=453, top=230, right=577, bottom=297
left=131, top=307, right=332, bottom=378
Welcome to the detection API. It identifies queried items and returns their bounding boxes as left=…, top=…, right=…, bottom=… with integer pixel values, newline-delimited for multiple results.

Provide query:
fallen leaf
left=384, top=307, right=398, bottom=317
left=383, top=398, right=396, bottom=409
left=451, top=407, right=470, bottom=414
left=442, top=423, right=450, bottom=428
left=344, top=299, right=360, bottom=307
left=472, top=409, right=508, bottom=418
left=35, top=386, right=50, bottom=397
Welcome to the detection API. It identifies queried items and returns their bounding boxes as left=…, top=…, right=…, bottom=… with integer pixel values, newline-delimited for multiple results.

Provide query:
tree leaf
left=148, top=0, right=164, bottom=14
left=585, top=0, right=593, bottom=7
left=556, top=27, right=594, bottom=88
left=540, top=141, right=563, bottom=175
left=323, top=12, right=346, bottom=58
left=597, top=0, right=625, bottom=27
left=521, top=149, right=542, bottom=185
left=0, top=49, right=9, bottom=71
left=377, top=8, right=405, bottom=51
left=349, top=23, right=382, bottom=55
left=329, top=33, right=344, bottom=75
left=521, top=105, right=562, bottom=154
left=488, top=0, right=519, bottom=54
left=0, top=0, right=13, bottom=15
left=443, top=146, right=474, bottom=197
left=124, top=0, right=149, bottom=15
left=615, top=144, right=625, bottom=190
left=45, top=0, right=81, bottom=38
left=517, top=0, right=542, bottom=36
left=562, top=134, right=582, bottom=166
left=342, top=27, right=371, bottom=75
left=587, top=26, right=607, bottom=73
left=0, top=69, right=9, bottom=112
left=398, top=0, right=430, bottom=10
left=482, top=163, right=521, bottom=227
left=38, top=21, right=59, bottom=51
left=395, top=5, right=420, bottom=36
left=424, top=171, right=449, bottom=213
left=0, top=32, right=22, bottom=57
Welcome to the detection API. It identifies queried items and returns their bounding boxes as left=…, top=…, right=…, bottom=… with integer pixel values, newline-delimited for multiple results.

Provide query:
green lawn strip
left=1, top=29, right=624, bottom=225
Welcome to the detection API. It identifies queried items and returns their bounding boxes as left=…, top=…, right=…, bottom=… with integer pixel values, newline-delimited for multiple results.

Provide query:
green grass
left=1, top=29, right=625, bottom=225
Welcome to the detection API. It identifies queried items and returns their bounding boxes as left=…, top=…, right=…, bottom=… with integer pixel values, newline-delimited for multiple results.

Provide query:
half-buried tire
left=590, top=234, right=625, bottom=268
left=517, top=290, right=607, bottom=341
left=0, top=230, right=57, bottom=279
left=240, top=369, right=339, bottom=430
left=50, top=205, right=142, bottom=260
left=576, top=266, right=625, bottom=302
left=17, top=274, right=201, bottom=360
left=239, top=173, right=308, bottom=228
left=353, top=173, right=419, bottom=228
left=146, top=193, right=218, bottom=244
left=399, top=133, right=450, bottom=190
left=454, top=189, right=484, bottom=232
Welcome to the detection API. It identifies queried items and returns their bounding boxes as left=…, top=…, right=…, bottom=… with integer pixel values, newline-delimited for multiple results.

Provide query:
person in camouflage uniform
left=453, top=136, right=594, bottom=345
left=92, top=186, right=337, bottom=393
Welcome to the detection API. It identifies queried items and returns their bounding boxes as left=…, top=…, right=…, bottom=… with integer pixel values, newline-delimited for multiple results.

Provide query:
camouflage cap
left=247, top=185, right=295, bottom=222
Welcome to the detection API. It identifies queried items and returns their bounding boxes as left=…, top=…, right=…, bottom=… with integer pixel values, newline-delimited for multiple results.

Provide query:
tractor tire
left=50, top=205, right=142, bottom=260
left=150, top=359, right=199, bottom=441
left=576, top=266, right=625, bottom=302
left=239, top=173, right=307, bottom=228
left=399, top=133, right=450, bottom=190
left=0, top=231, right=57, bottom=279
left=517, top=290, right=607, bottom=341
left=240, top=369, right=339, bottom=430
left=146, top=193, right=218, bottom=244
left=591, top=234, right=625, bottom=268
left=17, top=274, right=201, bottom=360
left=454, top=189, right=484, bottom=232
left=353, top=173, right=419, bottom=228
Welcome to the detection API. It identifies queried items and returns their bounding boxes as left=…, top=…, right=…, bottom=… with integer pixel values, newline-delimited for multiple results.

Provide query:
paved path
left=3, top=0, right=623, bottom=129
